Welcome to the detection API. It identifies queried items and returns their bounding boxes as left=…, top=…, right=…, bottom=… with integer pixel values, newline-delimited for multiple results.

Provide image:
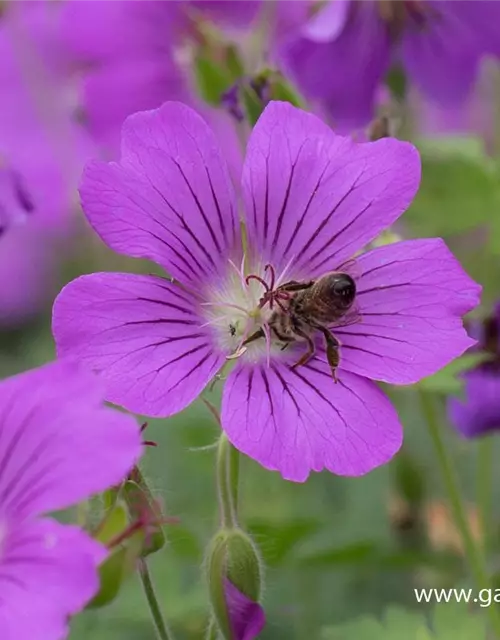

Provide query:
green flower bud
left=206, top=528, right=263, bottom=639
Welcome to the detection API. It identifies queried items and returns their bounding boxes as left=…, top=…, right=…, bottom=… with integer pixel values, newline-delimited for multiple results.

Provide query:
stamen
left=274, top=255, right=296, bottom=288
left=200, top=316, right=229, bottom=329
left=261, top=322, right=272, bottom=368
left=264, top=263, right=276, bottom=290
left=201, top=301, right=248, bottom=314
left=226, top=345, right=248, bottom=360
left=228, top=256, right=247, bottom=291
left=246, top=273, right=270, bottom=291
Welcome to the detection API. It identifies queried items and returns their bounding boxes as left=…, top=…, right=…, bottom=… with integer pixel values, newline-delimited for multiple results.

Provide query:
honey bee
left=243, top=272, right=358, bottom=381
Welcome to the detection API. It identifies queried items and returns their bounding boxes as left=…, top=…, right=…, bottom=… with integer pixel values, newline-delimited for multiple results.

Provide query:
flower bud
left=206, top=528, right=264, bottom=639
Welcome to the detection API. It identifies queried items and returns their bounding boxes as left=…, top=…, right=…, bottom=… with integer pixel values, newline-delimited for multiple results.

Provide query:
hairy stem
left=138, top=559, right=175, bottom=640
left=216, top=433, right=240, bottom=528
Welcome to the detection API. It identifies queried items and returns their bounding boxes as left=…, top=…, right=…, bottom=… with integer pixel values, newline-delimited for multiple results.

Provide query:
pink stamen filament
left=264, top=263, right=276, bottom=290
left=246, top=273, right=269, bottom=291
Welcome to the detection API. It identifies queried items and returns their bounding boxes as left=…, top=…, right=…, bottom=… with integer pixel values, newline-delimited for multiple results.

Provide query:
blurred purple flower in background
left=61, top=0, right=190, bottom=156
left=412, top=59, right=497, bottom=154
left=0, top=3, right=95, bottom=325
left=449, top=304, right=500, bottom=438
left=0, top=167, right=34, bottom=237
left=53, top=100, right=479, bottom=481
left=0, top=361, right=142, bottom=639
left=279, top=0, right=500, bottom=129
left=224, top=578, right=265, bottom=640
left=62, top=0, right=260, bottom=156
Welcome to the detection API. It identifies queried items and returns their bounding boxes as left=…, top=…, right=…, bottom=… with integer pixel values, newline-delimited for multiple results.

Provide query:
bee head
left=326, top=273, right=356, bottom=309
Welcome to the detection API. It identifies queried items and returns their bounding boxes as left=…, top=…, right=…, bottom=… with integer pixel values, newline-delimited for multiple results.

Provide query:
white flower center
left=201, top=257, right=295, bottom=363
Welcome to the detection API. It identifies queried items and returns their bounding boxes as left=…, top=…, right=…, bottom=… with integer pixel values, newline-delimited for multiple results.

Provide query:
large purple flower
left=448, top=304, right=500, bottom=438
left=279, top=0, right=500, bottom=129
left=0, top=361, right=142, bottom=639
left=52, top=101, right=479, bottom=481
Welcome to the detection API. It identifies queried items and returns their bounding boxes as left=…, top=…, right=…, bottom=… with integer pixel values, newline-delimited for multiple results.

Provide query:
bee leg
left=241, top=328, right=265, bottom=346
left=320, top=328, right=340, bottom=383
left=277, top=280, right=314, bottom=293
left=290, top=332, right=316, bottom=370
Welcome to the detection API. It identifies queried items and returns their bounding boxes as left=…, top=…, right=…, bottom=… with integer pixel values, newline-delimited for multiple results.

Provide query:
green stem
left=477, top=436, right=494, bottom=553
left=138, top=559, right=175, bottom=640
left=419, top=389, right=500, bottom=637
left=216, top=434, right=240, bottom=528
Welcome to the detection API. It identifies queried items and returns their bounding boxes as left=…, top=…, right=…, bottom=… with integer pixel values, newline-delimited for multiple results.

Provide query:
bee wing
left=333, top=257, right=362, bottom=280
left=330, top=299, right=363, bottom=330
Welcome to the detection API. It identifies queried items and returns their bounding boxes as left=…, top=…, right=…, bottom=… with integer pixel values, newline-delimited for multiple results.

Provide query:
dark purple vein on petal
left=271, top=156, right=298, bottom=251
left=148, top=182, right=217, bottom=269
left=281, top=164, right=329, bottom=259
left=306, top=200, right=373, bottom=274
left=173, top=160, right=223, bottom=255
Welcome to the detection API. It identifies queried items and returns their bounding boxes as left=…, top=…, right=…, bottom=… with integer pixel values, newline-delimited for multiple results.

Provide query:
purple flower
left=279, top=0, right=500, bottom=129
left=0, top=167, right=34, bottom=237
left=0, top=3, right=96, bottom=323
left=52, top=100, right=479, bottom=481
left=0, top=360, right=142, bottom=639
left=60, top=1, right=308, bottom=159
left=224, top=578, right=265, bottom=640
left=61, top=1, right=189, bottom=155
left=448, top=305, right=500, bottom=438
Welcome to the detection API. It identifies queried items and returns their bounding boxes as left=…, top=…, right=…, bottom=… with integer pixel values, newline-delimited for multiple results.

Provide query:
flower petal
left=448, top=367, right=500, bottom=438
left=82, top=56, right=189, bottom=155
left=190, top=1, right=261, bottom=29
left=221, top=360, right=402, bottom=482
left=0, top=360, right=141, bottom=519
left=80, top=102, right=240, bottom=287
left=241, top=101, right=420, bottom=278
left=335, top=239, right=480, bottom=384
left=401, top=2, right=480, bottom=106
left=52, top=272, right=223, bottom=418
left=302, top=0, right=350, bottom=42
left=224, top=578, right=266, bottom=640
left=279, top=2, right=390, bottom=128
left=0, top=518, right=105, bottom=640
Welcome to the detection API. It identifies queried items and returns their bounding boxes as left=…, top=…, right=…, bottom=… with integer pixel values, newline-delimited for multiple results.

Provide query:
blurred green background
left=2, top=136, right=500, bottom=639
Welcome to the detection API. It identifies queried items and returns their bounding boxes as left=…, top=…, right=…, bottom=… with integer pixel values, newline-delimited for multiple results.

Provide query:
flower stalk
left=138, top=559, right=176, bottom=640
left=419, top=388, right=500, bottom=637
left=477, top=436, right=494, bottom=553
left=217, top=433, right=240, bottom=528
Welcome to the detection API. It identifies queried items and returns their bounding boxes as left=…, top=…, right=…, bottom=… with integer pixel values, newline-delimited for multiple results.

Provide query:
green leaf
left=393, top=450, right=426, bottom=506
left=88, top=533, right=144, bottom=609
left=405, top=151, right=500, bottom=238
left=225, top=44, right=245, bottom=82
left=297, top=542, right=459, bottom=571
left=94, top=501, right=129, bottom=545
left=123, top=468, right=166, bottom=557
left=246, top=517, right=322, bottom=566
left=267, top=71, right=304, bottom=107
left=297, top=541, right=378, bottom=568
left=321, top=602, right=487, bottom=640
left=418, top=353, right=488, bottom=395
left=193, top=54, right=231, bottom=106
left=240, top=83, right=263, bottom=126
